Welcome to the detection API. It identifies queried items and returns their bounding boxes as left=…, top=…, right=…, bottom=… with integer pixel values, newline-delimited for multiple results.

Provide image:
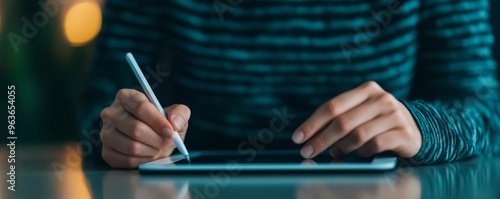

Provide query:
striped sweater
left=79, top=0, right=500, bottom=165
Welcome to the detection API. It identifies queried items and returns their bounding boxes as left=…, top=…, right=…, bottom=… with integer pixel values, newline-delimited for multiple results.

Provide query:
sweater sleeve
left=403, top=0, right=500, bottom=164
left=77, top=0, right=168, bottom=165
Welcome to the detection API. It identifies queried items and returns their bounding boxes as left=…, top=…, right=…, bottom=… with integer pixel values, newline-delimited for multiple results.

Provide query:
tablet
left=139, top=150, right=398, bottom=174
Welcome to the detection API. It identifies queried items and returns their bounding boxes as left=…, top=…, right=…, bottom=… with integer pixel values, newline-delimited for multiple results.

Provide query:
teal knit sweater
left=79, top=0, right=500, bottom=165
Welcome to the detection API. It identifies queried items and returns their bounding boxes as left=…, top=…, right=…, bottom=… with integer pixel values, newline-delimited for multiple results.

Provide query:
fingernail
left=301, top=145, right=314, bottom=158
left=161, top=127, right=171, bottom=138
left=166, top=140, right=175, bottom=148
left=172, top=115, right=184, bottom=130
left=292, top=131, right=304, bottom=143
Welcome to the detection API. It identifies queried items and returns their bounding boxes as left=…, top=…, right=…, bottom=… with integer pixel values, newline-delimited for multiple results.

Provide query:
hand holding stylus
left=99, top=53, right=191, bottom=169
left=100, top=89, right=191, bottom=169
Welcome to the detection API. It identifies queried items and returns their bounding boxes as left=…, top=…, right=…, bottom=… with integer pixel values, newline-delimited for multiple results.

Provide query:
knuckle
left=380, top=93, right=397, bottom=108
left=379, top=93, right=394, bottom=102
left=100, top=107, right=111, bottom=119
left=102, top=120, right=115, bottom=130
left=335, top=116, right=350, bottom=133
left=363, top=81, right=380, bottom=90
left=351, top=128, right=366, bottom=145
left=100, top=130, right=107, bottom=142
left=130, top=124, right=145, bottom=139
left=115, top=107, right=129, bottom=121
left=325, top=101, right=338, bottom=116
left=129, top=143, right=142, bottom=156
left=389, top=110, right=406, bottom=125
left=315, top=136, right=328, bottom=150
left=116, top=89, right=129, bottom=100
left=388, top=109, right=399, bottom=117
left=400, top=126, right=412, bottom=138
left=101, top=128, right=114, bottom=141
left=133, top=101, right=149, bottom=118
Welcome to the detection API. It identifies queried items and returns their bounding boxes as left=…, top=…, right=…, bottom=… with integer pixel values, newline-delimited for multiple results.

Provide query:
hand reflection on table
left=102, top=170, right=190, bottom=199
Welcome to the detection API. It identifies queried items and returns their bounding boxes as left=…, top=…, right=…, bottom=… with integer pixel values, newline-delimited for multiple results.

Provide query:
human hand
left=292, top=81, right=421, bottom=159
left=100, top=89, right=190, bottom=168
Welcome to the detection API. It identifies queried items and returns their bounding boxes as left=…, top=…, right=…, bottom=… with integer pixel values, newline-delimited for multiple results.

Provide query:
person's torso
left=158, top=0, right=420, bottom=147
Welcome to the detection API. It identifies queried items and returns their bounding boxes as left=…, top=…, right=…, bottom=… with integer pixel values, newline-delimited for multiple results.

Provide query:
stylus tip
left=186, top=155, right=191, bottom=163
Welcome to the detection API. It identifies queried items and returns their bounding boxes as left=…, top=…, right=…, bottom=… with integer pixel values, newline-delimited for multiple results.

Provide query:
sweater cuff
left=400, top=100, right=443, bottom=165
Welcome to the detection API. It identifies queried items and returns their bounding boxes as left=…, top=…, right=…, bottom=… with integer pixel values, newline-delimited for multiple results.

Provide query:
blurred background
left=0, top=0, right=104, bottom=144
left=0, top=0, right=499, bottom=145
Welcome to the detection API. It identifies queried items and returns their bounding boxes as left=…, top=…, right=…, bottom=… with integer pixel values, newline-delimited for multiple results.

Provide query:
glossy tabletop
left=2, top=143, right=500, bottom=199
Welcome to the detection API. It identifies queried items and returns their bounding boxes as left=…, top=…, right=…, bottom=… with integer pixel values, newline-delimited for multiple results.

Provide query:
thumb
left=164, top=104, right=191, bottom=133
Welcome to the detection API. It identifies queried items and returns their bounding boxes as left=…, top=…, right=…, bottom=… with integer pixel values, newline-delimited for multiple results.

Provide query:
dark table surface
left=2, top=142, right=500, bottom=199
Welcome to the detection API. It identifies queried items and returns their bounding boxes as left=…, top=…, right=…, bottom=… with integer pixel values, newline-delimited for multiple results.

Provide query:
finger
left=293, top=81, right=383, bottom=144
left=301, top=94, right=392, bottom=158
left=299, top=121, right=336, bottom=159
left=103, top=128, right=160, bottom=157
left=145, top=139, right=178, bottom=160
left=102, top=145, right=158, bottom=169
left=330, top=112, right=400, bottom=157
left=165, top=104, right=191, bottom=132
left=116, top=89, right=174, bottom=138
left=105, top=106, right=165, bottom=149
left=355, top=129, right=403, bottom=157
left=101, top=116, right=114, bottom=132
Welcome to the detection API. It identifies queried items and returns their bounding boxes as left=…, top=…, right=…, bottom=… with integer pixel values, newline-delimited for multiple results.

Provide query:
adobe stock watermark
left=8, top=0, right=68, bottom=53
left=51, top=64, right=169, bottom=182
left=451, top=73, right=498, bottom=111
left=213, top=0, right=243, bottom=21
left=190, top=107, right=297, bottom=199
left=340, top=0, right=402, bottom=63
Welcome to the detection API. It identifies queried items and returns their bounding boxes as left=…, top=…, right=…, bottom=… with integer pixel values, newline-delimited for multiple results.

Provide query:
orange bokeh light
left=63, top=1, right=102, bottom=46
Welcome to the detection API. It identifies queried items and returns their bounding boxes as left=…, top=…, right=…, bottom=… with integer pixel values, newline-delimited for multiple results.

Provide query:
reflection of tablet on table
left=139, top=150, right=398, bottom=174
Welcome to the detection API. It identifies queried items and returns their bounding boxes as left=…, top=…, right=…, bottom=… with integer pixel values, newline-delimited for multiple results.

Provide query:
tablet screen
left=173, top=151, right=374, bottom=165
left=139, top=150, right=398, bottom=173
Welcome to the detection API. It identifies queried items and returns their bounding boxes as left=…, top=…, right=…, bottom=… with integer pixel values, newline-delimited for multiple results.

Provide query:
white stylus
left=125, top=52, right=190, bottom=162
